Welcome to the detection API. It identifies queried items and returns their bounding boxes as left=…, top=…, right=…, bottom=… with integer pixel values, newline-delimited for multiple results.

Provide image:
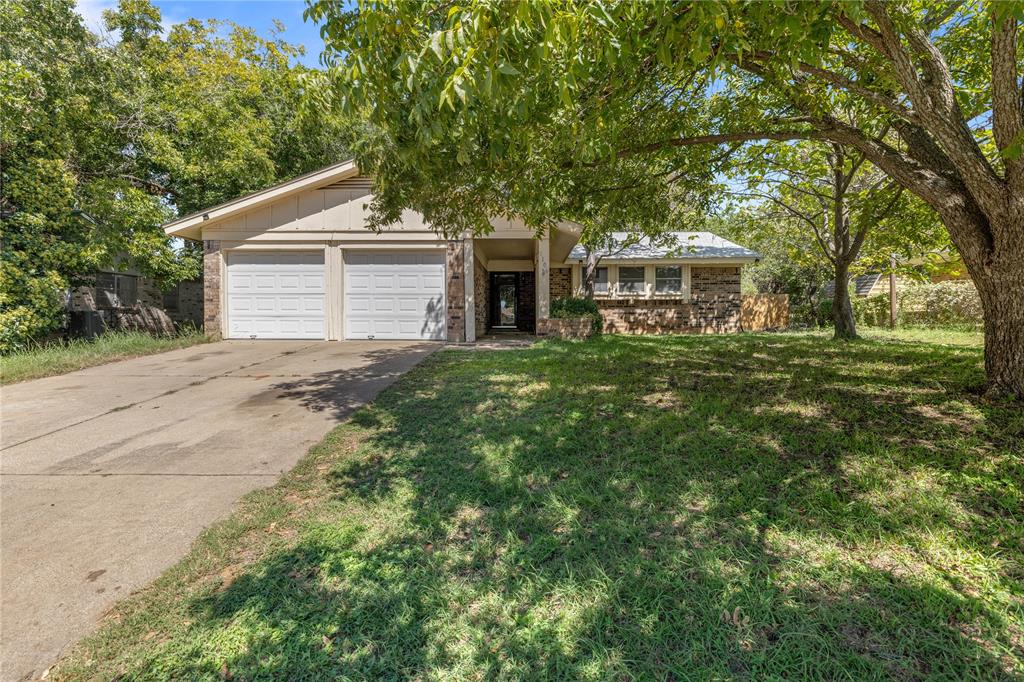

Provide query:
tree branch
left=990, top=8, right=1022, bottom=179
left=795, top=61, right=919, bottom=123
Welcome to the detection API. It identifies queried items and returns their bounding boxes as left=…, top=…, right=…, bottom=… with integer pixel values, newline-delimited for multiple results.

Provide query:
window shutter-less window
left=655, top=266, right=683, bottom=293
left=618, top=266, right=645, bottom=294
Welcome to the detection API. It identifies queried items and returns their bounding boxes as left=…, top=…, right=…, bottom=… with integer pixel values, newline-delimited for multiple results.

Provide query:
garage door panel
left=345, top=251, right=446, bottom=340
left=395, top=274, right=419, bottom=288
left=373, top=298, right=396, bottom=313
left=347, top=296, right=371, bottom=313
left=227, top=251, right=325, bottom=339
left=397, top=297, right=419, bottom=313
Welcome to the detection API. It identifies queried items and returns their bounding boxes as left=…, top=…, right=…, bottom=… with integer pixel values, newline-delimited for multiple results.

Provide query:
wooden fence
left=741, top=294, right=790, bottom=331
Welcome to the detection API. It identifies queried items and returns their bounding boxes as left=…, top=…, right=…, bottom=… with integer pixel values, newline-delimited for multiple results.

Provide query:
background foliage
left=0, top=0, right=352, bottom=351
left=849, top=281, right=984, bottom=328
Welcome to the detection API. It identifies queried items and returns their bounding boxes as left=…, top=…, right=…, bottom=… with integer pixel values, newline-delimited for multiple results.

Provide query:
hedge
left=550, top=297, right=603, bottom=334
left=814, top=280, right=983, bottom=328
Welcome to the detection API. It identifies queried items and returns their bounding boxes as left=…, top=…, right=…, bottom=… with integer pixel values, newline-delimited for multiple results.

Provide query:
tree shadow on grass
left=171, top=334, right=1022, bottom=680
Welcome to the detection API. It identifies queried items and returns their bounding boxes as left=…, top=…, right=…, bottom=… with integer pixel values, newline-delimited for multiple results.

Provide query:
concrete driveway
left=0, top=340, right=437, bottom=681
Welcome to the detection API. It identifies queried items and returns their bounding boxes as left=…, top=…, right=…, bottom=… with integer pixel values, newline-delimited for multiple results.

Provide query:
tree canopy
left=0, top=0, right=353, bottom=350
left=312, top=0, right=1024, bottom=396
left=729, top=137, right=947, bottom=337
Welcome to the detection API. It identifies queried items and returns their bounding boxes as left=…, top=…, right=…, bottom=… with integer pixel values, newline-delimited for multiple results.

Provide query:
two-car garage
left=225, top=250, right=446, bottom=341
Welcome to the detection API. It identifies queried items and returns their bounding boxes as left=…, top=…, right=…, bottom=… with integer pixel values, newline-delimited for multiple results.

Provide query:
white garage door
left=226, top=252, right=325, bottom=339
left=345, top=251, right=446, bottom=340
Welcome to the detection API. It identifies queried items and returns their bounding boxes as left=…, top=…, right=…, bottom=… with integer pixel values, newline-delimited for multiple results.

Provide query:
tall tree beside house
left=311, top=0, right=1024, bottom=397
left=732, top=140, right=946, bottom=339
left=0, top=0, right=352, bottom=351
left=712, top=207, right=833, bottom=323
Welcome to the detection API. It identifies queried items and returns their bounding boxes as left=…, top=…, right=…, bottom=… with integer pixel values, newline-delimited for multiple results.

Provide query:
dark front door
left=490, top=273, right=518, bottom=329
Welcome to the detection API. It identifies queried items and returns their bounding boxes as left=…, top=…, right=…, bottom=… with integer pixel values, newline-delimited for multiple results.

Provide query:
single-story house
left=163, top=160, right=760, bottom=341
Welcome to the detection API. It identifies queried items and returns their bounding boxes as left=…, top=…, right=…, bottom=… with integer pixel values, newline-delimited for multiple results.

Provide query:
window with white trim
left=655, top=265, right=683, bottom=294
left=593, top=267, right=609, bottom=294
left=618, top=266, right=645, bottom=294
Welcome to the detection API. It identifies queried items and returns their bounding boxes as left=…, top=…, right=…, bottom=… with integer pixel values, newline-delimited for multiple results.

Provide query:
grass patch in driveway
left=0, top=330, right=208, bottom=384
left=51, top=330, right=1023, bottom=680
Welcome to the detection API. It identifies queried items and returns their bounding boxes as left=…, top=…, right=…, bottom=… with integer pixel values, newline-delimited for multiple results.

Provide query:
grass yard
left=53, top=330, right=1022, bottom=681
left=0, top=330, right=208, bottom=384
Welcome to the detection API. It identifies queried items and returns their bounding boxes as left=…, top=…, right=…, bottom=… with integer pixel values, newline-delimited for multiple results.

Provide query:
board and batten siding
left=201, top=177, right=437, bottom=242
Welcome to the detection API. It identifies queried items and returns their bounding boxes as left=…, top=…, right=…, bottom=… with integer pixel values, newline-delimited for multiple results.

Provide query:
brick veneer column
left=446, top=241, right=466, bottom=342
left=549, top=268, right=571, bottom=299
left=203, top=240, right=222, bottom=338
left=474, top=256, right=488, bottom=338
left=535, top=236, right=550, bottom=320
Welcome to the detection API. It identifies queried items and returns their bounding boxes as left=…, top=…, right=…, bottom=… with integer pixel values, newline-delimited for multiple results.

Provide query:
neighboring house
left=820, top=273, right=890, bottom=299
left=162, top=160, right=760, bottom=341
left=69, top=267, right=203, bottom=337
left=820, top=264, right=972, bottom=300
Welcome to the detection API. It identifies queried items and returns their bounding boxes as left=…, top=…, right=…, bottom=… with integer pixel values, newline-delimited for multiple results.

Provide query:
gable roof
left=567, top=231, right=759, bottom=262
left=163, top=159, right=360, bottom=239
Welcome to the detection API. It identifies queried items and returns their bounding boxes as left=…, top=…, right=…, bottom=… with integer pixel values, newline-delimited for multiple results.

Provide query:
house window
left=593, top=267, right=609, bottom=294
left=116, top=275, right=138, bottom=306
left=655, top=265, right=683, bottom=293
left=618, top=266, right=645, bottom=294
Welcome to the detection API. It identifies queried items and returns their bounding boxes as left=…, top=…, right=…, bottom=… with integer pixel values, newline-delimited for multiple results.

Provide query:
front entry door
left=490, top=273, right=518, bottom=329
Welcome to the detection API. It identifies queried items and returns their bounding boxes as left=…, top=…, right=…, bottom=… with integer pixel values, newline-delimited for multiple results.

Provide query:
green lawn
left=0, top=330, right=208, bottom=384
left=53, top=329, right=1022, bottom=681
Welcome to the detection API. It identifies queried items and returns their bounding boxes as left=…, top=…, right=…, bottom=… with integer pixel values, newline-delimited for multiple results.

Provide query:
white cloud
left=75, top=0, right=118, bottom=34
left=76, top=0, right=187, bottom=40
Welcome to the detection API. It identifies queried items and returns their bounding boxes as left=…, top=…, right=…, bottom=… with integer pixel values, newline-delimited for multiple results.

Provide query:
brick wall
left=203, top=240, right=222, bottom=338
left=474, top=257, right=489, bottom=338
left=446, top=241, right=466, bottom=342
left=536, top=317, right=594, bottom=340
left=165, top=280, right=203, bottom=327
left=550, top=267, right=571, bottom=300
left=692, top=266, right=741, bottom=299
left=599, top=266, right=742, bottom=334
left=517, top=271, right=535, bottom=333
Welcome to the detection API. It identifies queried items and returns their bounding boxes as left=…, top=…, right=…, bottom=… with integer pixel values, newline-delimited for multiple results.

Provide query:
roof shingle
left=567, top=231, right=760, bottom=262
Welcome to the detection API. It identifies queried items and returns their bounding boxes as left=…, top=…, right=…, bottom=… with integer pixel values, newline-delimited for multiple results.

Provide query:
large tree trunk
left=972, top=254, right=1024, bottom=398
left=937, top=201, right=1024, bottom=398
left=831, top=260, right=858, bottom=340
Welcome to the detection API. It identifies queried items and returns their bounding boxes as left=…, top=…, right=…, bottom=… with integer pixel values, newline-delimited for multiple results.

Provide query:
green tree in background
left=711, top=207, right=832, bottom=322
left=729, top=139, right=946, bottom=339
left=0, top=0, right=352, bottom=350
left=310, top=0, right=1024, bottom=396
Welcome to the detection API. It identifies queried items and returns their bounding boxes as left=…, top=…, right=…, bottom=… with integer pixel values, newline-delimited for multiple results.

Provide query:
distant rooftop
left=567, top=231, right=760, bottom=261
left=821, top=273, right=883, bottom=298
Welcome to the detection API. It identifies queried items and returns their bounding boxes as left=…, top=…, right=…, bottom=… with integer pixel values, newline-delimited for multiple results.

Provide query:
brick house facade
left=165, top=162, right=759, bottom=342
left=597, top=267, right=742, bottom=334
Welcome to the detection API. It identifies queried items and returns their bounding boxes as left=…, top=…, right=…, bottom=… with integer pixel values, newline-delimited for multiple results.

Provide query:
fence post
left=889, top=254, right=897, bottom=329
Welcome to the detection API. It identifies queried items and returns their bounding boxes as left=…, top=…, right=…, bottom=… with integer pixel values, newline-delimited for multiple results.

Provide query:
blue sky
left=77, top=0, right=328, bottom=68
